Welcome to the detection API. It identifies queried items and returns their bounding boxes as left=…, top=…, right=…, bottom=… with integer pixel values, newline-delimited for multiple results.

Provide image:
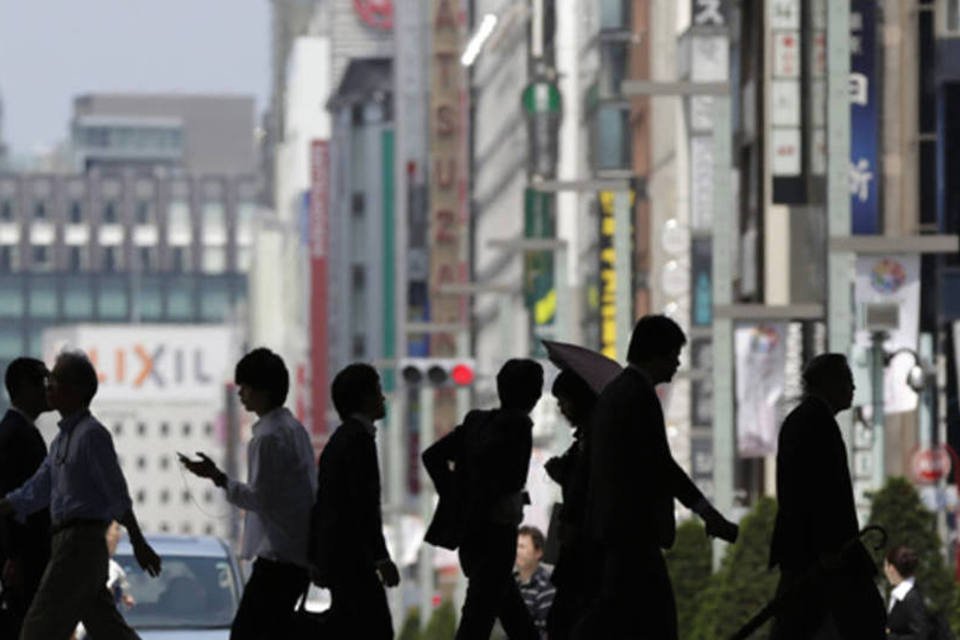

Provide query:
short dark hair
left=885, top=545, right=919, bottom=578
left=234, top=348, right=290, bottom=407
left=54, top=351, right=98, bottom=405
left=497, top=359, right=543, bottom=411
left=802, top=353, right=850, bottom=395
left=518, top=525, right=545, bottom=551
left=5, top=357, right=47, bottom=400
left=627, top=315, right=687, bottom=365
left=331, top=363, right=381, bottom=420
left=551, top=369, right=597, bottom=424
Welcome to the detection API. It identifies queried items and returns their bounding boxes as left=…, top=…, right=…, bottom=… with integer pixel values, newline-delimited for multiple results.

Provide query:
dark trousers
left=326, top=560, right=393, bottom=640
left=1, top=549, right=48, bottom=638
left=770, top=566, right=886, bottom=640
left=572, top=544, right=676, bottom=640
left=456, top=523, right=538, bottom=640
left=230, top=557, right=309, bottom=640
left=547, top=536, right=598, bottom=640
left=21, top=521, right=138, bottom=640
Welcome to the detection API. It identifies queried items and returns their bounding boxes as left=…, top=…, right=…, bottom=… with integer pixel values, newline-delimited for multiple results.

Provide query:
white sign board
left=43, top=325, right=236, bottom=405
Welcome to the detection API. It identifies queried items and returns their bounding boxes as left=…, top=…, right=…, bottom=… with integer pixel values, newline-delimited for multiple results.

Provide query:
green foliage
left=396, top=606, right=422, bottom=640
left=689, top=497, right=780, bottom=640
left=665, top=519, right=713, bottom=639
left=422, top=600, right=457, bottom=640
left=867, top=477, right=956, bottom=619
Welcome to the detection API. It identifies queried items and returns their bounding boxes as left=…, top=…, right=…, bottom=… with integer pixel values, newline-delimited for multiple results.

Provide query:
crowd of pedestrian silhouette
left=0, top=314, right=902, bottom=639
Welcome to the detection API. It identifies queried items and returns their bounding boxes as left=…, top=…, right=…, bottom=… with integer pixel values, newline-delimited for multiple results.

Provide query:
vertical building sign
left=850, top=0, right=879, bottom=234
left=309, top=140, right=330, bottom=448
left=428, top=0, right=467, bottom=357
left=598, top=191, right=618, bottom=360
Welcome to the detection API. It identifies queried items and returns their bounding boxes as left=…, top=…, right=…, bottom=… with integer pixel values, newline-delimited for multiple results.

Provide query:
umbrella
left=542, top=339, right=623, bottom=394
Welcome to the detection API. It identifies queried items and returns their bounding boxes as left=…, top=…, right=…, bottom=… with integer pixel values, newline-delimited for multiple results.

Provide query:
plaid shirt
left=515, top=564, right=555, bottom=636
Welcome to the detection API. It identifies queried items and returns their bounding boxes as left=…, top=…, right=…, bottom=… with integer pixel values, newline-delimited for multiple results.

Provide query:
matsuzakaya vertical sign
left=428, top=0, right=467, bottom=357
left=850, top=0, right=879, bottom=234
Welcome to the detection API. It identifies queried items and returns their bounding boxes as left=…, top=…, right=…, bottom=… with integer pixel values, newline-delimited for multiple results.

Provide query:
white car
left=114, top=534, right=244, bottom=640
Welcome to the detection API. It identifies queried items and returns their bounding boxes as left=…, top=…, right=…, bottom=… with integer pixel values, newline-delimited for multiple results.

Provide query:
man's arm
left=117, top=510, right=161, bottom=577
left=422, top=428, right=460, bottom=496
left=2, top=455, right=53, bottom=521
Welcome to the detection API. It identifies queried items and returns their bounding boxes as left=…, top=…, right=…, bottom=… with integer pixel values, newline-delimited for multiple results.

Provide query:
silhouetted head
left=626, top=315, right=687, bottom=384
left=516, top=525, right=545, bottom=576
left=883, top=545, right=918, bottom=586
left=551, top=369, right=597, bottom=430
left=331, top=363, right=386, bottom=423
left=4, top=357, right=50, bottom=419
left=802, top=353, right=854, bottom=414
left=497, top=359, right=543, bottom=413
left=46, top=351, right=98, bottom=416
left=234, top=348, right=289, bottom=416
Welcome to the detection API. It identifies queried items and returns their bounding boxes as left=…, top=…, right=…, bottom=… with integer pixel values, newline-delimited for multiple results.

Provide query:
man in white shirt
left=181, top=348, right=317, bottom=640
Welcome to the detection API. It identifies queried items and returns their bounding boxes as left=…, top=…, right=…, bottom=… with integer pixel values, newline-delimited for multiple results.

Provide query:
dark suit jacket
left=586, top=368, right=704, bottom=549
left=0, top=409, right=50, bottom=569
left=887, top=585, right=928, bottom=640
left=422, top=408, right=533, bottom=548
left=769, top=397, right=867, bottom=573
left=311, top=418, right=389, bottom=578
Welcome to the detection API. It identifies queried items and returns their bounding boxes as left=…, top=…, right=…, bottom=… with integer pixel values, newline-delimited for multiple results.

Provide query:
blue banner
left=850, top=0, right=880, bottom=234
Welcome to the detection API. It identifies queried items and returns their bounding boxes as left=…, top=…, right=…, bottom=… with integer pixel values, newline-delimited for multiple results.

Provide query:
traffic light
left=399, top=358, right=476, bottom=387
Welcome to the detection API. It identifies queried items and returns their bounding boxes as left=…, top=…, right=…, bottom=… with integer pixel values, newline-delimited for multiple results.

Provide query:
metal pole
left=870, top=332, right=886, bottom=490
left=711, top=94, right=734, bottom=570
left=417, top=385, right=435, bottom=626
left=826, top=0, right=854, bottom=457
left=919, top=333, right=934, bottom=451
left=613, top=190, right=632, bottom=360
left=385, top=389, right=405, bottom=624
left=554, top=242, right=569, bottom=342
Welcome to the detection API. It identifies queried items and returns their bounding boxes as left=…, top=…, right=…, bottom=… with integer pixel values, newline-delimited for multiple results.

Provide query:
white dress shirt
left=225, top=407, right=317, bottom=567
left=889, top=576, right=916, bottom=612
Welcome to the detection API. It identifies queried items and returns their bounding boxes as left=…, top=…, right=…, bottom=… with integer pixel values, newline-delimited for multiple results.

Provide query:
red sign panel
left=309, top=140, right=330, bottom=450
left=354, top=0, right=393, bottom=30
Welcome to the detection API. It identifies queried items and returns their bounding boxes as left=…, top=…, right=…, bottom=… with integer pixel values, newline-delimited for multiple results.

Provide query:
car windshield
left=114, top=554, right=239, bottom=629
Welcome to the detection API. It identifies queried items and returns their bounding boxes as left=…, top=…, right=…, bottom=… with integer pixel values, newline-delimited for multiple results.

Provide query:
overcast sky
left=0, top=1, right=270, bottom=156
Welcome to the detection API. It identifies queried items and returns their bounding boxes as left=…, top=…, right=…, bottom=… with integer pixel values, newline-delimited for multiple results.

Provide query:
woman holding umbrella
left=544, top=369, right=599, bottom=639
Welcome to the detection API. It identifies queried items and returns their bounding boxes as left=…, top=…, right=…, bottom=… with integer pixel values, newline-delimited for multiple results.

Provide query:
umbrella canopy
left=542, top=339, right=622, bottom=394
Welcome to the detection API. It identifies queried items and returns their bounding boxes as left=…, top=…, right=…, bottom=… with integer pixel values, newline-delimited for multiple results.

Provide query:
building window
left=63, top=276, right=93, bottom=319
left=138, top=247, right=156, bottom=272
left=600, top=0, right=631, bottom=30
left=98, top=278, right=128, bottom=320
left=236, top=246, right=252, bottom=271
left=0, top=201, right=13, bottom=222
left=202, top=202, right=226, bottom=242
left=69, top=202, right=83, bottom=224
left=31, top=246, right=53, bottom=272
left=599, top=41, right=629, bottom=98
left=352, top=265, right=366, bottom=290
left=172, top=246, right=191, bottom=273
left=0, top=246, right=19, bottom=271
left=160, top=422, right=170, bottom=436
left=103, top=246, right=123, bottom=272
left=137, top=422, right=147, bottom=436
left=135, top=201, right=153, bottom=225
left=352, top=334, right=366, bottom=358
left=33, top=202, right=47, bottom=221
left=102, top=202, right=119, bottom=224
left=595, top=105, right=631, bottom=171
left=68, top=246, right=88, bottom=271
left=28, top=279, right=57, bottom=318
left=202, top=246, right=226, bottom=274
left=182, top=422, right=192, bottom=437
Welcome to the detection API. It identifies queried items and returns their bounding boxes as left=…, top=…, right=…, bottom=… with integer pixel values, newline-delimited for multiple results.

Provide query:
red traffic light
left=451, top=363, right=475, bottom=386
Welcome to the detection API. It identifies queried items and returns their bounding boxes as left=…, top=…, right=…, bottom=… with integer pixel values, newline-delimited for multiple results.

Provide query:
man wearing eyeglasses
left=0, top=358, right=52, bottom=637
left=0, top=351, right=162, bottom=640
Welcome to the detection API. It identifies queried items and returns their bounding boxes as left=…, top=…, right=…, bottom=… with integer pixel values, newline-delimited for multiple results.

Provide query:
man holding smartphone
left=180, top=348, right=316, bottom=640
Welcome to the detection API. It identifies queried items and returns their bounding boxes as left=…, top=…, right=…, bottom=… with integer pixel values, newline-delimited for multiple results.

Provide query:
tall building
left=0, top=93, right=259, bottom=540
left=71, top=93, right=257, bottom=176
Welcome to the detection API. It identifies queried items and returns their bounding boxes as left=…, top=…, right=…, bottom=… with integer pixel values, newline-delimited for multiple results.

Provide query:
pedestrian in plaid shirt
left=515, top=526, right=555, bottom=638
